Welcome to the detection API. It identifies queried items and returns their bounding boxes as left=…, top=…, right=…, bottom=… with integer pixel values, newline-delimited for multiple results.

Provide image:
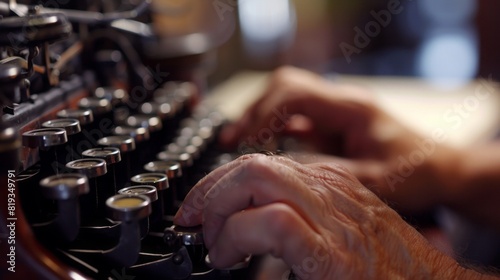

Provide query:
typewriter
left=0, top=1, right=277, bottom=279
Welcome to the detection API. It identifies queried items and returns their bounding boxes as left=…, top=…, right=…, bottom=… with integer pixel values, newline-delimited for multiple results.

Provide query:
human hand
left=174, top=154, right=469, bottom=279
left=219, top=66, right=460, bottom=212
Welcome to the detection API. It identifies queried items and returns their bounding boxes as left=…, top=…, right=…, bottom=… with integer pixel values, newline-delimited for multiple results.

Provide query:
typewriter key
left=107, top=194, right=151, bottom=222
left=66, top=158, right=107, bottom=220
left=144, top=161, right=182, bottom=216
left=78, top=97, right=114, bottom=133
left=105, top=194, right=152, bottom=267
left=157, top=151, right=193, bottom=201
left=57, top=109, right=94, bottom=126
left=22, top=127, right=68, bottom=148
left=113, top=126, right=149, bottom=171
left=43, top=118, right=81, bottom=161
left=126, top=115, right=163, bottom=133
left=139, top=101, right=176, bottom=143
left=119, top=185, right=158, bottom=236
left=23, top=128, right=68, bottom=176
left=131, top=173, right=169, bottom=224
left=98, top=135, right=136, bottom=189
left=39, top=174, right=89, bottom=242
left=94, top=87, right=129, bottom=107
left=113, top=126, right=150, bottom=143
left=40, top=173, right=89, bottom=200
left=78, top=97, right=112, bottom=116
left=119, top=185, right=158, bottom=202
left=82, top=147, right=121, bottom=197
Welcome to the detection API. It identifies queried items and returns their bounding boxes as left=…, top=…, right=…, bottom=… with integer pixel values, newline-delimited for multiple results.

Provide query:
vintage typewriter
left=0, top=1, right=275, bottom=279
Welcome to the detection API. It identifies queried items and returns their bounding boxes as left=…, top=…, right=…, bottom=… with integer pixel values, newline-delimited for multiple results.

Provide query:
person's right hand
left=174, top=154, right=478, bottom=279
left=219, top=66, right=460, bottom=213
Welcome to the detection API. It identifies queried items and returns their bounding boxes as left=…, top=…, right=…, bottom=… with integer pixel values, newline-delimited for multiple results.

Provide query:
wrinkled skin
left=175, top=154, right=469, bottom=279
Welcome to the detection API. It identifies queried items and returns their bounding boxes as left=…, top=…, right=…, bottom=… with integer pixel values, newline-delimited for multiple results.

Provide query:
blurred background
left=210, top=0, right=500, bottom=88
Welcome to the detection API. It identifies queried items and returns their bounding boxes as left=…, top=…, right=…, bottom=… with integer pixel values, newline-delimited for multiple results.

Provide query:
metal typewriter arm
left=0, top=0, right=152, bottom=25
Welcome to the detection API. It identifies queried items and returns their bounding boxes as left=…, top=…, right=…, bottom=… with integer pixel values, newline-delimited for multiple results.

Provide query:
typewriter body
left=0, top=1, right=274, bottom=279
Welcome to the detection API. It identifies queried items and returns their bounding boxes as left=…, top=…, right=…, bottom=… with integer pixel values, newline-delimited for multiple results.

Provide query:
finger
left=208, top=203, right=332, bottom=278
left=175, top=153, right=305, bottom=226
left=200, top=156, right=323, bottom=248
left=174, top=154, right=259, bottom=226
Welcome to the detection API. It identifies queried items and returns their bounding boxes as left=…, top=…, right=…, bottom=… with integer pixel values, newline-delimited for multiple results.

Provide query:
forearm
left=379, top=211, right=497, bottom=279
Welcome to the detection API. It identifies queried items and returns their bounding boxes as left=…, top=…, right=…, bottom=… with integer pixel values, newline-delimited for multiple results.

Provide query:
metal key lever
left=164, top=225, right=205, bottom=248
left=67, top=194, right=151, bottom=268
left=127, top=246, right=193, bottom=279
left=33, top=174, right=89, bottom=243
left=103, top=194, right=152, bottom=267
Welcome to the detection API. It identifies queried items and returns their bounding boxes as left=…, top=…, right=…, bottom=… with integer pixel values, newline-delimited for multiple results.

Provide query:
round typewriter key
left=178, top=126, right=196, bottom=138
left=94, top=87, right=129, bottom=106
left=184, top=144, right=201, bottom=161
left=83, top=147, right=121, bottom=196
left=66, top=158, right=107, bottom=178
left=57, top=109, right=94, bottom=125
left=105, top=194, right=152, bottom=265
left=144, top=161, right=182, bottom=215
left=197, top=126, right=215, bottom=144
left=79, top=97, right=114, bottom=132
left=157, top=151, right=193, bottom=201
left=126, top=115, right=163, bottom=133
left=40, top=173, right=89, bottom=200
left=78, top=97, right=112, bottom=116
left=39, top=173, right=90, bottom=243
left=106, top=194, right=151, bottom=222
left=131, top=173, right=169, bottom=223
left=131, top=173, right=169, bottom=191
left=154, top=88, right=180, bottom=114
left=139, top=101, right=176, bottom=143
left=118, top=185, right=157, bottom=238
left=23, top=128, right=68, bottom=177
left=139, top=102, right=174, bottom=120
left=157, top=151, right=193, bottom=168
left=98, top=136, right=136, bottom=190
left=82, top=147, right=121, bottom=164
left=43, top=118, right=82, bottom=161
left=113, top=126, right=150, bottom=143
left=126, top=114, right=164, bottom=160
left=42, top=119, right=81, bottom=136
left=144, top=161, right=182, bottom=179
left=119, top=185, right=158, bottom=202
left=66, top=158, right=108, bottom=220
left=190, top=135, right=206, bottom=153
left=22, top=128, right=67, bottom=148
left=98, top=135, right=136, bottom=152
